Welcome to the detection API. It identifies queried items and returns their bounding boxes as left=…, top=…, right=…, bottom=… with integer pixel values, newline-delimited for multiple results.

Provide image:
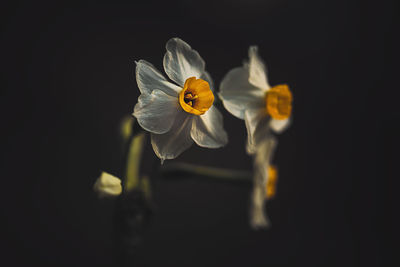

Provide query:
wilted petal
left=244, top=108, right=270, bottom=154
left=136, top=60, right=181, bottom=97
left=247, top=46, right=270, bottom=90
left=270, top=118, right=291, bottom=133
left=151, top=110, right=194, bottom=162
left=250, top=181, right=270, bottom=229
left=219, top=67, right=265, bottom=119
left=93, top=172, right=122, bottom=198
left=133, top=89, right=179, bottom=134
left=191, top=106, right=228, bottom=148
left=253, top=137, right=277, bottom=194
left=254, top=136, right=278, bottom=175
left=250, top=136, right=277, bottom=229
left=163, top=38, right=206, bottom=87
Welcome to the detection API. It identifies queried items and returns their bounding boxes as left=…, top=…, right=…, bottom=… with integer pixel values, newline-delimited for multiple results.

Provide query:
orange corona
left=265, top=84, right=293, bottom=120
left=179, top=77, right=214, bottom=115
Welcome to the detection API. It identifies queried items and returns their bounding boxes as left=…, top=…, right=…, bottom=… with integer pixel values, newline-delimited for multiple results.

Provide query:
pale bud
left=93, top=172, right=122, bottom=198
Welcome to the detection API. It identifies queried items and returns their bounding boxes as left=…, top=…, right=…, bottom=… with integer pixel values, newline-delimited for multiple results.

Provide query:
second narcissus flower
left=219, top=46, right=293, bottom=154
left=133, top=38, right=228, bottom=162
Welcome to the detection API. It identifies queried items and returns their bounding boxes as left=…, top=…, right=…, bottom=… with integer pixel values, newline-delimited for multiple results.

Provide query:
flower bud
left=93, top=172, right=122, bottom=198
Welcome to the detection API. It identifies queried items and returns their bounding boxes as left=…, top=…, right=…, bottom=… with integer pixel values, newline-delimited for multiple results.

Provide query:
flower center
left=179, top=77, right=214, bottom=115
left=265, top=165, right=278, bottom=199
left=265, top=84, right=293, bottom=120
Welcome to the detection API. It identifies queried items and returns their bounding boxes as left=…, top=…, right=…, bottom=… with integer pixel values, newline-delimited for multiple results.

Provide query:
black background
left=1, top=1, right=398, bottom=266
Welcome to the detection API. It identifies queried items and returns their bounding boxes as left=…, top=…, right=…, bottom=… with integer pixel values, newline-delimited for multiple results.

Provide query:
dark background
left=1, top=0, right=398, bottom=266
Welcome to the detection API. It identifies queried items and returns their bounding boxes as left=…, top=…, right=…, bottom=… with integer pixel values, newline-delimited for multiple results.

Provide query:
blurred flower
left=133, top=38, right=228, bottom=163
left=219, top=46, right=293, bottom=154
left=250, top=136, right=277, bottom=229
left=93, top=172, right=122, bottom=198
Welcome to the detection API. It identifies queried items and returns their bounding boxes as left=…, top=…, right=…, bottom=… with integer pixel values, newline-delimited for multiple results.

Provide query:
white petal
left=93, top=172, right=122, bottom=198
left=247, top=46, right=270, bottom=90
left=270, top=118, right=291, bottom=133
left=133, top=89, right=179, bottom=134
left=191, top=106, right=228, bottom=148
left=163, top=38, right=206, bottom=87
left=219, top=67, right=265, bottom=119
left=136, top=60, right=181, bottom=97
left=200, top=71, right=214, bottom=91
left=244, top=108, right=270, bottom=154
left=151, top=110, right=194, bottom=162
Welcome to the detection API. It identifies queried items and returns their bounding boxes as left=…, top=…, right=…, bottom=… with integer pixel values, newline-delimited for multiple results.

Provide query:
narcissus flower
left=250, top=136, right=277, bottom=229
left=219, top=46, right=293, bottom=154
left=133, top=38, right=228, bottom=162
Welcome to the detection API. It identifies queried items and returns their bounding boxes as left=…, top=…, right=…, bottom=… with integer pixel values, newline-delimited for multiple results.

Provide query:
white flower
left=133, top=38, right=228, bottom=162
left=250, top=136, right=277, bottom=229
left=219, top=46, right=293, bottom=154
left=93, top=172, right=122, bottom=198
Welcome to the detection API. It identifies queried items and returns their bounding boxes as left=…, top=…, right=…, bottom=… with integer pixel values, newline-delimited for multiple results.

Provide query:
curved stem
left=124, top=131, right=146, bottom=192
left=120, top=117, right=147, bottom=193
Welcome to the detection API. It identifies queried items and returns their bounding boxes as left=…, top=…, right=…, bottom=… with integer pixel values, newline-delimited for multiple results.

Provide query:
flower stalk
left=160, top=162, right=252, bottom=183
left=124, top=131, right=146, bottom=192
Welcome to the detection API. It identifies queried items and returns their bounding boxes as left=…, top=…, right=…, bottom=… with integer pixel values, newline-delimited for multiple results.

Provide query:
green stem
left=124, top=131, right=146, bottom=192
left=160, top=162, right=252, bottom=182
